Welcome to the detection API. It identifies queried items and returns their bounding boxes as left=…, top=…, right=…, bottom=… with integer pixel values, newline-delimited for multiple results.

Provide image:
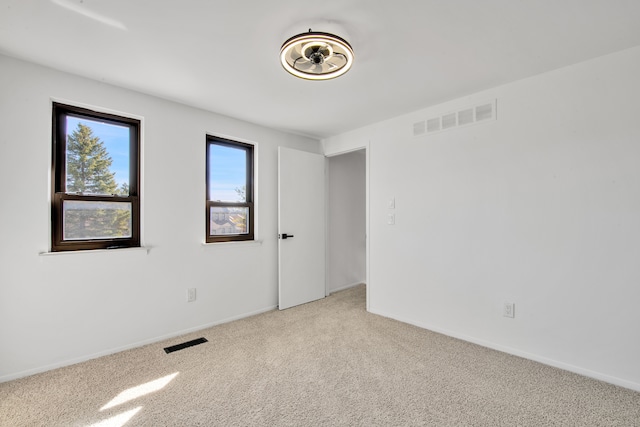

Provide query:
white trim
left=324, top=146, right=365, bottom=158
left=49, top=97, right=145, bottom=123
left=323, top=142, right=371, bottom=312
left=201, top=240, right=263, bottom=248
left=369, top=308, right=640, bottom=393
left=324, top=156, right=329, bottom=297
left=329, top=281, right=365, bottom=294
left=365, top=142, right=370, bottom=312
left=47, top=97, right=147, bottom=250
left=0, top=304, right=277, bottom=383
left=39, top=246, right=151, bottom=256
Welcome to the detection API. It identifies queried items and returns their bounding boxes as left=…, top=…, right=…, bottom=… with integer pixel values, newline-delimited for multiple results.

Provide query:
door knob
left=280, top=233, right=294, bottom=239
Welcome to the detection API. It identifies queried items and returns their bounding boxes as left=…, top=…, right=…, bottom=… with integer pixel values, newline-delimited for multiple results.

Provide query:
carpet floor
left=1, top=284, right=639, bottom=426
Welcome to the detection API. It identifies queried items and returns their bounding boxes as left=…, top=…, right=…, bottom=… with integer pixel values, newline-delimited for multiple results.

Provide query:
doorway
left=326, top=149, right=367, bottom=300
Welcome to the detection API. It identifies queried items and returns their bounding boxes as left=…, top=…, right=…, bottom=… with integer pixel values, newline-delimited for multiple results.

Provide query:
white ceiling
left=2, top=0, right=640, bottom=139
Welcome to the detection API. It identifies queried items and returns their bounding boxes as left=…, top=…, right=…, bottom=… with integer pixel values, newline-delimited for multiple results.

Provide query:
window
left=206, top=135, right=254, bottom=242
left=51, top=103, right=140, bottom=251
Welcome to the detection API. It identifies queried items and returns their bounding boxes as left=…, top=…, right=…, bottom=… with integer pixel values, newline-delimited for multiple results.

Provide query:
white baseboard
left=327, top=281, right=365, bottom=295
left=0, top=305, right=277, bottom=383
left=368, top=308, right=640, bottom=393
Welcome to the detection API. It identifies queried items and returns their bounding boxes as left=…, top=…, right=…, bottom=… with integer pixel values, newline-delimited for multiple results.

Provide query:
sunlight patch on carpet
left=100, top=372, right=179, bottom=410
left=86, top=406, right=142, bottom=427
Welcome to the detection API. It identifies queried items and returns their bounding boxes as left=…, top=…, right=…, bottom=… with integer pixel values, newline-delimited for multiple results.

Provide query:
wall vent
left=475, top=103, right=494, bottom=121
left=413, top=120, right=426, bottom=136
left=442, top=112, right=457, bottom=130
left=414, top=99, right=497, bottom=137
left=458, top=108, right=474, bottom=126
left=426, top=117, right=441, bottom=133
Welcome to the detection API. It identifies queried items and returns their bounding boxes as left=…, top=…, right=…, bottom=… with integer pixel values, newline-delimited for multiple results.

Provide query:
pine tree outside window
left=51, top=103, right=140, bottom=251
left=206, top=136, right=254, bottom=243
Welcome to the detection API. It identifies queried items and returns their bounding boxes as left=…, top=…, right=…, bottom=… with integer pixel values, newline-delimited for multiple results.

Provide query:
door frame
left=324, top=144, right=370, bottom=311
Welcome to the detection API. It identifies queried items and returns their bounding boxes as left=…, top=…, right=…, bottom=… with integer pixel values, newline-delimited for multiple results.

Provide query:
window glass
left=63, top=200, right=132, bottom=240
left=208, top=144, right=246, bottom=202
left=65, top=116, right=130, bottom=195
left=209, top=206, right=249, bottom=236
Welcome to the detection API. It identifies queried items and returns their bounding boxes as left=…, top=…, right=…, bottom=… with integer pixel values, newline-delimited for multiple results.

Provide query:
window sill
left=39, top=246, right=151, bottom=257
left=201, top=239, right=263, bottom=248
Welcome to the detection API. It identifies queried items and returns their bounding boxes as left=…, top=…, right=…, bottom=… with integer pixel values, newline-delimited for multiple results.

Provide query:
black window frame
left=51, top=103, right=141, bottom=252
left=206, top=135, right=254, bottom=243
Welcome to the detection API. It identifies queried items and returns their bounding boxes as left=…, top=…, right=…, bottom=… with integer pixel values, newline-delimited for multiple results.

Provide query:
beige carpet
left=1, top=285, right=639, bottom=426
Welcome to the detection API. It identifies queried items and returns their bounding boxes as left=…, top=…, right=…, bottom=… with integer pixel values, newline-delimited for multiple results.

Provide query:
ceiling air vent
left=415, top=99, right=497, bottom=137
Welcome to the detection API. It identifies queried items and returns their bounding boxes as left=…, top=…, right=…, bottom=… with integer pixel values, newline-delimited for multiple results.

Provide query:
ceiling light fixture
left=280, top=29, right=354, bottom=81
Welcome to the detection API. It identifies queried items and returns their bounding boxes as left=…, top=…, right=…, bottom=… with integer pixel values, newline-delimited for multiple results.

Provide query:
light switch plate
left=387, top=213, right=395, bottom=225
left=388, top=198, right=395, bottom=209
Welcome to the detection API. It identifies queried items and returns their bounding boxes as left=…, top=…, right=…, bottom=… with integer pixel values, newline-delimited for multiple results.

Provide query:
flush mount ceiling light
left=280, top=29, right=354, bottom=81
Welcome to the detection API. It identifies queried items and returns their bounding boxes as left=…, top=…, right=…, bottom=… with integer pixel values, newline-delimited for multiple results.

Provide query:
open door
left=278, top=147, right=325, bottom=310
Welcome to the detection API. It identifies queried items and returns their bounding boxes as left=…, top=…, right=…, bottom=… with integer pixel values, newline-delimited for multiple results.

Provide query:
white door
left=278, top=147, right=326, bottom=310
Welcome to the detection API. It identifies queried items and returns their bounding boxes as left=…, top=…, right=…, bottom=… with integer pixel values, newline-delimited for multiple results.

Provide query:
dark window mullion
left=60, top=193, right=137, bottom=203
left=205, top=136, right=254, bottom=243
left=209, top=202, right=250, bottom=208
left=245, top=147, right=253, bottom=203
left=128, top=124, right=139, bottom=197
left=51, top=103, right=140, bottom=251
left=53, top=107, right=67, bottom=194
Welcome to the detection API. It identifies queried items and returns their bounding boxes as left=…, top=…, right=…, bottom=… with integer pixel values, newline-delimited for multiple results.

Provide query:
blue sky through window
left=208, top=144, right=246, bottom=202
left=66, top=116, right=130, bottom=188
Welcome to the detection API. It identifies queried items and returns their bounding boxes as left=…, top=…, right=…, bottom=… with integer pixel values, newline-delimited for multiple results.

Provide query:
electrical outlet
left=503, top=302, right=515, bottom=318
left=187, top=288, right=196, bottom=302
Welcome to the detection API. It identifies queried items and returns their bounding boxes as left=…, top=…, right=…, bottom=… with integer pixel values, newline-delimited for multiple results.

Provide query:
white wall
left=327, top=150, right=366, bottom=293
left=0, top=55, right=321, bottom=381
left=323, top=46, right=640, bottom=391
